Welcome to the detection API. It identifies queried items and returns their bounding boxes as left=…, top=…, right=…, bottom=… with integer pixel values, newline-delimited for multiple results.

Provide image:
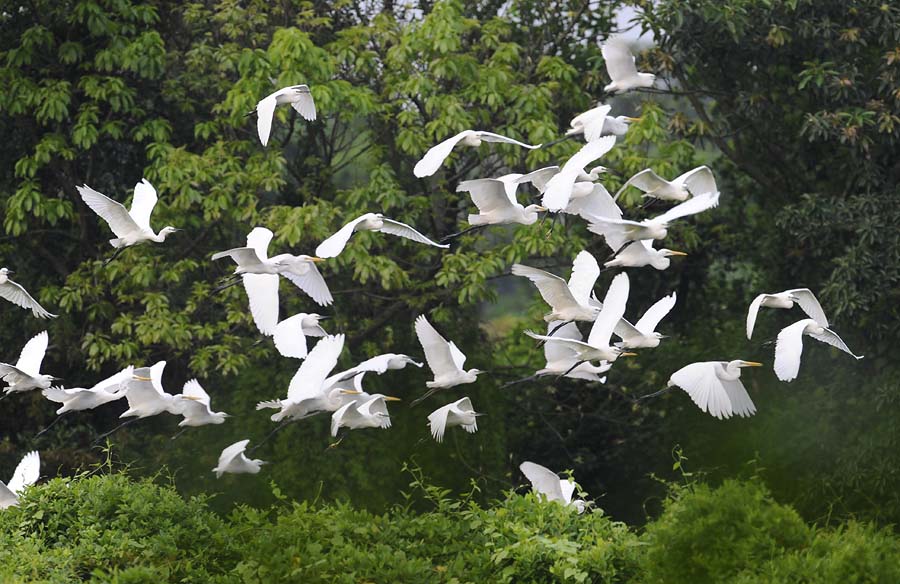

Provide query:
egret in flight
left=601, top=239, right=687, bottom=271
left=601, top=36, right=656, bottom=94
left=0, top=451, right=39, bottom=509
left=520, top=461, right=587, bottom=513
left=615, top=166, right=717, bottom=203
left=119, top=361, right=184, bottom=419
left=273, top=313, right=328, bottom=359
left=0, top=268, right=56, bottom=319
left=77, top=179, right=179, bottom=263
left=338, top=353, right=423, bottom=380
left=1, top=331, right=58, bottom=395
left=414, top=130, right=541, bottom=178
left=452, top=175, right=547, bottom=238
left=774, top=319, right=863, bottom=382
left=253, top=85, right=316, bottom=147
left=413, top=315, right=483, bottom=403
left=536, top=322, right=611, bottom=382
left=43, top=366, right=134, bottom=414
left=175, top=379, right=229, bottom=427
left=331, top=394, right=400, bottom=436
left=427, top=397, right=481, bottom=443
left=541, top=136, right=617, bottom=212
left=511, top=250, right=602, bottom=323
left=213, top=440, right=266, bottom=478
left=567, top=103, right=640, bottom=141
left=614, top=292, right=677, bottom=349
left=315, top=213, right=448, bottom=258
left=746, top=288, right=828, bottom=340
left=666, top=360, right=762, bottom=419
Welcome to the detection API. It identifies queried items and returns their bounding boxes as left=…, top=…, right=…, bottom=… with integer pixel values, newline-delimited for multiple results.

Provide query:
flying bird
left=42, top=366, right=134, bottom=414
left=340, top=353, right=423, bottom=379
left=174, top=379, right=229, bottom=427
left=253, top=85, right=316, bottom=146
left=511, top=250, right=602, bottom=323
left=273, top=313, right=328, bottom=359
left=774, top=319, right=863, bottom=382
left=535, top=322, right=611, bottom=382
left=331, top=394, right=400, bottom=436
left=0, top=451, right=39, bottom=509
left=601, top=36, right=656, bottom=94
left=615, top=166, right=717, bottom=203
left=666, top=360, right=762, bottom=419
left=414, top=315, right=483, bottom=402
left=746, top=288, right=828, bottom=340
left=427, top=397, right=480, bottom=443
left=213, top=440, right=266, bottom=478
left=0, top=268, right=56, bottom=319
left=454, top=175, right=547, bottom=233
left=119, top=361, right=184, bottom=419
left=519, top=461, right=587, bottom=513
left=0, top=331, right=58, bottom=394
left=614, top=292, right=677, bottom=349
left=541, top=136, right=617, bottom=212
left=315, top=213, right=448, bottom=258
left=600, top=239, right=687, bottom=271
left=414, top=130, right=541, bottom=178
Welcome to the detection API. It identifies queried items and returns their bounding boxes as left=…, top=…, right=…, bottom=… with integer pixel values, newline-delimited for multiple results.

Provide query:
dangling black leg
left=440, top=224, right=487, bottom=243
left=170, top=427, right=188, bottom=441
left=92, top=418, right=136, bottom=445
left=635, top=386, right=672, bottom=401
left=558, top=360, right=587, bottom=379
left=34, top=413, right=66, bottom=438
left=105, top=247, right=125, bottom=265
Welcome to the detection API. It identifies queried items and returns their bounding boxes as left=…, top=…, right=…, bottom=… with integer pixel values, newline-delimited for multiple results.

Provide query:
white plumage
left=415, top=315, right=482, bottom=390
left=615, top=166, right=717, bottom=203
left=537, top=322, right=611, bottom=382
left=541, top=136, right=617, bottom=212
left=0, top=331, right=58, bottom=394
left=212, top=440, right=266, bottom=478
left=255, top=85, right=316, bottom=147
left=773, top=319, right=863, bottom=382
left=42, top=365, right=134, bottom=414
left=427, top=397, right=480, bottom=443
left=746, top=288, right=828, bottom=340
left=614, top=292, right=677, bottom=349
left=413, top=130, right=541, bottom=178
left=601, top=36, right=656, bottom=94
left=667, top=360, right=762, bottom=419
left=0, top=268, right=56, bottom=319
left=511, top=250, right=602, bottom=322
left=77, top=179, right=178, bottom=249
left=175, top=379, right=229, bottom=427
left=456, top=175, right=547, bottom=227
left=315, top=212, right=448, bottom=258
left=331, top=394, right=400, bottom=436
left=519, top=461, right=586, bottom=513
left=273, top=313, right=328, bottom=359
left=0, top=451, right=40, bottom=509
left=119, top=361, right=183, bottom=419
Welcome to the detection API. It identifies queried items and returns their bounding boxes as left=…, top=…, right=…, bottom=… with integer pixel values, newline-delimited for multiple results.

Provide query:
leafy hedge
left=0, top=473, right=897, bottom=583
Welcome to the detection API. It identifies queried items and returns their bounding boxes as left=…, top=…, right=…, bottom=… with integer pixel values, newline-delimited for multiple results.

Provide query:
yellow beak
left=384, top=396, right=402, bottom=402
left=536, top=206, right=548, bottom=212
left=743, top=361, right=764, bottom=367
left=339, top=389, right=362, bottom=395
left=133, top=376, right=152, bottom=381
left=311, top=257, right=326, bottom=263
left=620, top=352, right=638, bottom=357
left=669, top=250, right=688, bottom=257
left=625, top=116, right=642, bottom=122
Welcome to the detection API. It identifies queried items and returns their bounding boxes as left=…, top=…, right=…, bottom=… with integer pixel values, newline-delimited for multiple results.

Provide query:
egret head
left=525, top=204, right=547, bottom=214
left=586, top=165, right=608, bottom=179
left=159, top=226, right=180, bottom=240
left=0, top=268, right=12, bottom=275
left=735, top=360, right=764, bottom=369
left=617, top=115, right=642, bottom=125
left=298, top=255, right=326, bottom=264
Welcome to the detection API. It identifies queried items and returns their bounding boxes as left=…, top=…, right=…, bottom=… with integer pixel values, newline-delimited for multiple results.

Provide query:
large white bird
left=667, top=360, right=762, bottom=419
left=0, top=451, right=40, bottom=509
left=601, top=239, right=687, bottom=271
left=1, top=331, right=58, bottom=394
left=746, top=288, right=828, bottom=340
left=568, top=103, right=639, bottom=141
left=254, top=85, right=316, bottom=147
left=511, top=250, right=602, bottom=323
left=427, top=397, right=480, bottom=443
left=542, top=136, right=617, bottom=212
left=525, top=272, right=635, bottom=366
left=315, top=213, right=448, bottom=258
left=0, top=268, right=56, bottom=319
left=331, top=394, right=400, bottom=436
left=414, top=130, right=541, bottom=178
left=43, top=366, right=134, bottom=414
left=175, top=379, right=229, bottom=427
left=120, top=361, right=184, bottom=419
left=536, top=322, right=611, bottom=382
left=77, top=179, right=179, bottom=260
left=213, top=440, right=266, bottom=478
left=340, top=353, right=423, bottom=379
left=519, top=461, right=587, bottom=513
left=455, top=175, right=547, bottom=229
left=273, top=313, right=328, bottom=359
left=415, top=315, right=483, bottom=395
left=614, top=292, right=677, bottom=349
left=601, top=36, right=656, bottom=94
left=615, top=166, right=717, bottom=203
left=774, top=319, right=863, bottom=382
left=212, top=227, right=332, bottom=335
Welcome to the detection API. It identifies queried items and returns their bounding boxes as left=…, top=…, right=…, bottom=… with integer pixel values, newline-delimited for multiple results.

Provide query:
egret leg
left=211, top=275, right=242, bottom=294
left=410, top=388, right=441, bottom=407
left=640, top=197, right=660, bottom=211
left=558, top=360, right=587, bottom=379
left=606, top=240, right=636, bottom=260
left=243, top=110, right=256, bottom=118
left=248, top=413, right=320, bottom=454
left=170, top=427, right=188, bottom=441
left=502, top=374, right=538, bottom=388
left=540, top=135, right=574, bottom=149
left=92, top=418, right=137, bottom=445
left=326, top=437, right=344, bottom=450
left=104, top=247, right=125, bottom=265
left=635, top=386, right=672, bottom=401
left=337, top=370, right=366, bottom=383
left=34, top=413, right=66, bottom=438
left=439, top=224, right=487, bottom=243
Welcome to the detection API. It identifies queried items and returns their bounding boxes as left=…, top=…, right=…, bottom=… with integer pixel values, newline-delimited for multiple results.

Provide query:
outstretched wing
left=279, top=262, right=333, bottom=306
left=243, top=273, right=280, bottom=336
left=588, top=273, right=630, bottom=348
left=315, top=214, right=371, bottom=259
left=256, top=93, right=278, bottom=146
left=566, top=251, right=601, bottom=308
left=634, top=292, right=677, bottom=335
left=602, top=36, right=640, bottom=83
left=415, top=315, right=462, bottom=378
left=653, top=191, right=720, bottom=224
left=745, top=294, right=768, bottom=340
left=287, top=334, right=345, bottom=402
left=217, top=439, right=250, bottom=469
left=246, top=227, right=273, bottom=261
left=669, top=362, right=733, bottom=420
left=808, top=326, right=863, bottom=359
left=513, top=166, right=560, bottom=193
left=511, top=264, right=581, bottom=314
left=414, top=131, right=473, bottom=178
left=182, top=379, right=212, bottom=407
left=720, top=379, right=756, bottom=418
left=7, top=451, right=40, bottom=494
left=614, top=168, right=669, bottom=200
left=543, top=322, right=582, bottom=364
left=678, top=165, right=717, bottom=196
left=525, top=331, right=594, bottom=355
left=0, top=280, right=56, bottom=319
left=273, top=313, right=311, bottom=359
left=331, top=402, right=362, bottom=436
left=16, top=331, right=48, bottom=377
left=567, top=184, right=622, bottom=222
left=378, top=218, right=449, bottom=249
left=78, top=184, right=138, bottom=238
left=288, top=85, right=317, bottom=121
left=475, top=131, right=541, bottom=149
left=519, top=461, right=565, bottom=503
left=543, top=137, right=616, bottom=211
left=128, top=179, right=159, bottom=232
left=457, top=179, right=517, bottom=214
left=774, top=320, right=810, bottom=382
left=427, top=403, right=451, bottom=443
left=785, top=288, right=829, bottom=327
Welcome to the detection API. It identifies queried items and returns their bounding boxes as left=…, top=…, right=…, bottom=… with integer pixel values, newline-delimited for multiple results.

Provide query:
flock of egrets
left=0, top=37, right=862, bottom=509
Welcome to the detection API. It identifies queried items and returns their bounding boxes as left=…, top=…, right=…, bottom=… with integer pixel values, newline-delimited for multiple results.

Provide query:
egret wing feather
left=256, top=94, right=278, bottom=146
left=315, top=215, right=370, bottom=258
left=634, top=292, right=676, bottom=334
left=587, top=273, right=630, bottom=347
left=128, top=179, right=158, bottom=232
left=413, top=131, right=473, bottom=178
left=786, top=288, right=829, bottom=327
left=653, top=191, right=720, bottom=224
left=746, top=294, right=767, bottom=340
left=567, top=251, right=601, bottom=308
left=16, top=331, right=48, bottom=377
left=243, top=274, right=279, bottom=336
left=378, top=218, right=449, bottom=249
left=774, top=319, right=810, bottom=382
left=78, top=185, right=138, bottom=237
left=0, top=280, right=56, bottom=318
left=415, top=315, right=462, bottom=378
left=286, top=334, right=345, bottom=402
left=519, top=461, right=565, bottom=503
left=7, top=451, right=39, bottom=494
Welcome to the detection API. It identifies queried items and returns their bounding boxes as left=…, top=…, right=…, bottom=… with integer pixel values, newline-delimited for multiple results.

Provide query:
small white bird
left=511, top=250, right=602, bottom=322
left=568, top=103, right=640, bottom=141
left=615, top=166, right=717, bottom=203
left=456, top=175, right=547, bottom=228
left=601, top=239, right=687, bottom=271
left=0, top=268, right=56, bottom=319
left=120, top=361, right=184, bottom=419
left=315, top=213, right=448, bottom=258
left=414, top=130, right=541, bottom=178
left=0, top=331, right=58, bottom=394
left=415, top=315, right=483, bottom=393
left=331, top=394, right=400, bottom=436
left=614, top=292, right=677, bottom=349
left=427, top=397, right=480, bottom=443
left=77, top=179, right=179, bottom=260
left=212, top=227, right=332, bottom=335
left=341, top=353, right=423, bottom=379
left=174, top=379, right=229, bottom=427
left=774, top=319, right=863, bottom=382
left=212, top=439, right=266, bottom=478
left=519, top=461, right=587, bottom=513
left=588, top=191, right=720, bottom=247
left=273, top=313, right=328, bottom=359
left=537, top=322, right=611, bottom=382
left=0, top=451, right=40, bottom=509
left=667, top=360, right=762, bottom=419
left=601, top=36, right=656, bottom=94
left=746, top=288, right=828, bottom=340
left=254, top=84, right=316, bottom=147
left=43, top=366, right=134, bottom=414
left=526, top=272, right=636, bottom=365
left=542, top=136, right=617, bottom=212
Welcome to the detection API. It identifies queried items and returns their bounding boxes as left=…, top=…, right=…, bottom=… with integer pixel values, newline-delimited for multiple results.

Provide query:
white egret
left=413, top=130, right=541, bottom=178
left=414, top=315, right=483, bottom=401
left=213, top=439, right=266, bottom=478
left=0, top=451, right=39, bottom=510
left=667, top=360, right=762, bottom=419
left=614, top=292, right=677, bottom=349
left=212, top=227, right=332, bottom=335
left=453, top=175, right=547, bottom=237
left=542, top=136, right=617, bottom=212
left=254, top=85, right=316, bottom=147
left=1, top=331, right=58, bottom=395
left=510, top=166, right=567, bottom=193
left=774, top=319, right=863, bottom=382
left=536, top=322, right=611, bottom=382
left=0, top=268, right=56, bottom=319
left=526, top=272, right=636, bottom=368
left=119, top=361, right=183, bottom=419
left=519, top=461, right=587, bottom=513
left=339, top=353, right=423, bottom=380
left=174, top=379, right=229, bottom=427
left=315, top=213, right=448, bottom=258
left=511, top=250, right=602, bottom=323
left=601, top=239, right=687, bottom=271
left=427, top=397, right=481, bottom=443
left=601, top=36, right=656, bottom=94
left=331, top=394, right=400, bottom=436
left=273, top=312, right=328, bottom=359
left=568, top=103, right=641, bottom=141
left=615, top=166, right=717, bottom=203
left=746, top=288, right=828, bottom=340
left=42, top=366, right=134, bottom=414
left=77, top=179, right=179, bottom=262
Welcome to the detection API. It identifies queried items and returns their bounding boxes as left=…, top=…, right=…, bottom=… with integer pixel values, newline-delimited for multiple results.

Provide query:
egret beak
left=339, top=389, right=362, bottom=395
left=742, top=361, right=764, bottom=367
left=625, top=116, right=642, bottom=122
left=383, top=396, right=402, bottom=402
left=619, top=352, right=638, bottom=357
left=311, top=257, right=326, bottom=263
left=133, top=376, right=153, bottom=381
left=5, top=270, right=14, bottom=275
left=181, top=396, right=202, bottom=401
left=536, top=206, right=548, bottom=212
left=668, top=251, right=688, bottom=257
